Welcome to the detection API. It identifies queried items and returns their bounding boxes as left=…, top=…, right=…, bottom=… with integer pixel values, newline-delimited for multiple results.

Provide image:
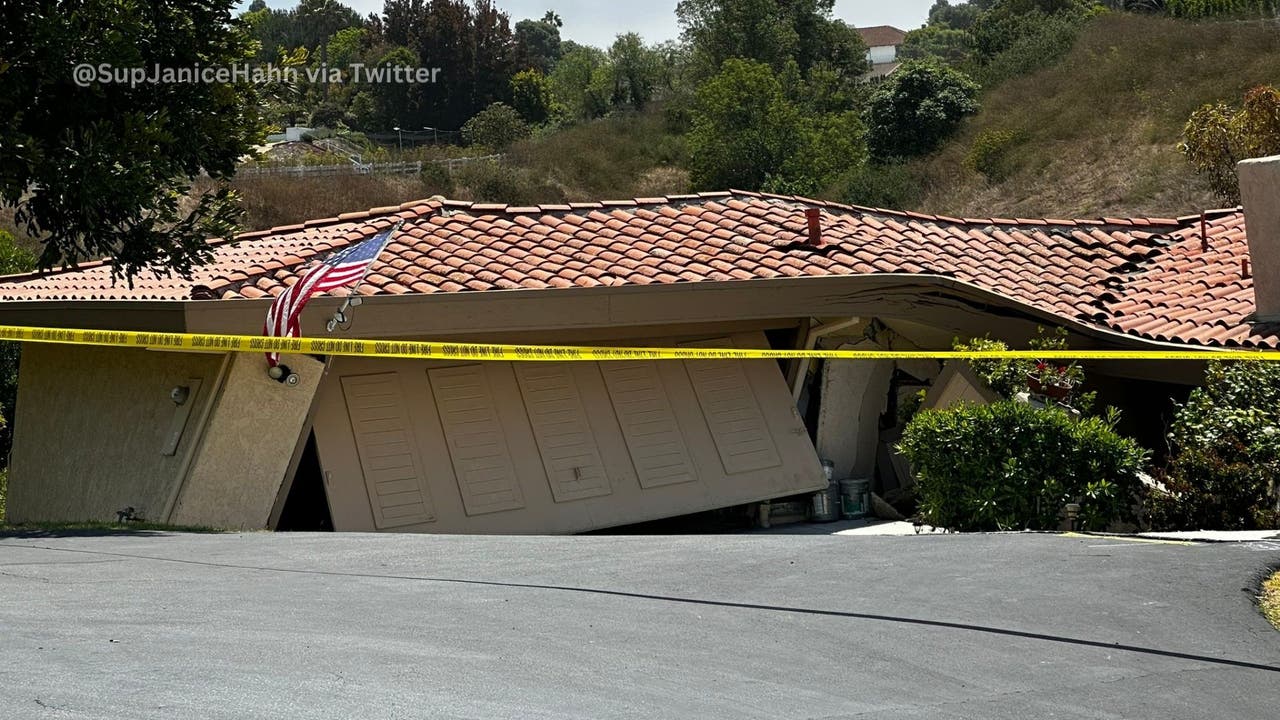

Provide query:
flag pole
left=327, top=219, right=404, bottom=333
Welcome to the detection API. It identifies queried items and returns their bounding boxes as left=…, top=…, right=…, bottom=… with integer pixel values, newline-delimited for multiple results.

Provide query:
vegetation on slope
left=902, top=13, right=1280, bottom=218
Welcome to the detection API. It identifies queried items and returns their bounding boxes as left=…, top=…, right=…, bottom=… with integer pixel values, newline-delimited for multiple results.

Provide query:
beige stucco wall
left=8, top=344, right=224, bottom=523
left=169, top=352, right=323, bottom=530
left=311, top=331, right=825, bottom=534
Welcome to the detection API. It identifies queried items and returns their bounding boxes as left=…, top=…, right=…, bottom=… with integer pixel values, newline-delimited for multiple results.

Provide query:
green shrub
left=864, top=61, right=980, bottom=162
left=899, top=401, right=1148, bottom=532
left=972, top=11, right=1089, bottom=88
left=827, top=163, right=922, bottom=210
left=0, top=230, right=36, bottom=275
left=966, top=129, right=1027, bottom=182
left=462, top=103, right=532, bottom=151
left=1146, top=361, right=1280, bottom=530
left=419, top=162, right=456, bottom=196
left=453, top=160, right=565, bottom=205
left=0, top=469, right=6, bottom=524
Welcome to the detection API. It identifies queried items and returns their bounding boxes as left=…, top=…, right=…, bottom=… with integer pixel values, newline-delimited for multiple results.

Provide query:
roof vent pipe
left=1238, top=156, right=1280, bottom=321
left=805, top=208, right=823, bottom=247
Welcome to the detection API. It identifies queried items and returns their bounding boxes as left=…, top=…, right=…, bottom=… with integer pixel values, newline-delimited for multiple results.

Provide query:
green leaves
left=1150, top=361, right=1280, bottom=530
left=1181, top=86, right=1280, bottom=204
left=2, top=1, right=265, bottom=279
left=687, top=58, right=868, bottom=191
left=898, top=400, right=1147, bottom=532
left=865, top=61, right=979, bottom=162
left=462, top=102, right=530, bottom=151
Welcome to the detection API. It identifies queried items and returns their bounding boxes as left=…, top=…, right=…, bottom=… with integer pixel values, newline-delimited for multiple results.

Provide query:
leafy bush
left=462, top=103, right=532, bottom=151
left=1181, top=85, right=1280, bottom=204
left=967, top=129, right=1027, bottom=182
left=511, top=69, right=555, bottom=125
left=0, top=469, right=6, bottom=524
left=953, top=328, right=1095, bottom=410
left=1146, top=361, right=1280, bottom=530
left=864, top=61, right=980, bottom=162
left=419, top=162, right=456, bottom=197
left=452, top=160, right=565, bottom=205
left=971, top=9, right=1090, bottom=88
left=827, top=162, right=923, bottom=209
left=899, top=401, right=1148, bottom=532
left=0, top=230, right=36, bottom=275
left=308, top=102, right=346, bottom=129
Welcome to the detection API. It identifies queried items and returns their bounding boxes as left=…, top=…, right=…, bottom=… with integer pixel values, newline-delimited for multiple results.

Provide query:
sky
left=238, top=1, right=935, bottom=49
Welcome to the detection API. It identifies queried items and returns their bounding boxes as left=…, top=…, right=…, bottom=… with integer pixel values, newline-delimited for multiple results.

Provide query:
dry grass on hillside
left=913, top=13, right=1280, bottom=218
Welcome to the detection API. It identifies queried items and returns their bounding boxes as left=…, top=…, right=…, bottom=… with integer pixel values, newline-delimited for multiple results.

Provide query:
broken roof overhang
left=0, top=192, right=1272, bottom=349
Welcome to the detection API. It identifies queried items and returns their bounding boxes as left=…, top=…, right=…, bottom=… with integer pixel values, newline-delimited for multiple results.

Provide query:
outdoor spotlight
left=170, top=386, right=190, bottom=405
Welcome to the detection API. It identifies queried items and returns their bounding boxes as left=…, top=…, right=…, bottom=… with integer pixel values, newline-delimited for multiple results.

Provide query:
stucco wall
left=169, top=352, right=323, bottom=530
left=868, top=45, right=897, bottom=65
left=8, top=344, right=224, bottom=523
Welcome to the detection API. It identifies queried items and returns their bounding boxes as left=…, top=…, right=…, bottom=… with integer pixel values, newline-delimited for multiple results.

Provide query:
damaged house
left=1, top=169, right=1278, bottom=532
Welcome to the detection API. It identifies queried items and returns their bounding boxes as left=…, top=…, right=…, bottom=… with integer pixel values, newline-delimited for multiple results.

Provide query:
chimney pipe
left=1237, top=156, right=1280, bottom=321
left=805, top=208, right=823, bottom=247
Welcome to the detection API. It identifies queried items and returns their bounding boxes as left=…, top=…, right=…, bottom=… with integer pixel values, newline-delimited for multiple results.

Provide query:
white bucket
left=840, top=478, right=871, bottom=520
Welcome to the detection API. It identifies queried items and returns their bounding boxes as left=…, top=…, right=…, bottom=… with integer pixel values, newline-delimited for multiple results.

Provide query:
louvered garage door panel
left=428, top=365, right=526, bottom=516
left=681, top=340, right=782, bottom=475
left=514, top=364, right=612, bottom=503
left=600, top=361, right=697, bottom=489
left=340, top=373, right=436, bottom=529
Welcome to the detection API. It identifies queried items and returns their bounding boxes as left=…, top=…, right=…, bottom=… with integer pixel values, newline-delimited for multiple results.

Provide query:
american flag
left=263, top=223, right=399, bottom=367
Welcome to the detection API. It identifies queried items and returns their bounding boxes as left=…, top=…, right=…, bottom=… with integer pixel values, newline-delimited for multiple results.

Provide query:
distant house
left=857, top=25, right=907, bottom=81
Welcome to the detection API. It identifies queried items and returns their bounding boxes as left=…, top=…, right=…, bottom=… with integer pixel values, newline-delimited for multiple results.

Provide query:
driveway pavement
left=0, top=531, right=1277, bottom=719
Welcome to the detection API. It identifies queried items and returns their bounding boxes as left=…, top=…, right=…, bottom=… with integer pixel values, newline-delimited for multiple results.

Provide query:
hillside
left=907, top=13, right=1280, bottom=218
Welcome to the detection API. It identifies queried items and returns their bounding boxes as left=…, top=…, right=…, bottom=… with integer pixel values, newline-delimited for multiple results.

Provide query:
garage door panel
left=601, top=361, right=697, bottom=489
left=514, top=363, right=611, bottom=503
left=429, top=365, right=526, bottom=516
left=340, top=373, right=437, bottom=529
left=680, top=339, right=783, bottom=476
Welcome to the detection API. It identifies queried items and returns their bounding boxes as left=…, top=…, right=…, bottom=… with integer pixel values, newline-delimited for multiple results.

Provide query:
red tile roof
left=0, top=192, right=1275, bottom=348
left=857, top=25, right=907, bottom=48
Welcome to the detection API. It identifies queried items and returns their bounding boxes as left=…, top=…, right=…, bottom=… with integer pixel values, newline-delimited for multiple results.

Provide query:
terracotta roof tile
left=0, top=193, right=1273, bottom=348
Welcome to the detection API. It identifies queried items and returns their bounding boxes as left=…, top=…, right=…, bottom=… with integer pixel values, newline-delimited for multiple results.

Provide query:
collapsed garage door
left=309, top=332, right=825, bottom=534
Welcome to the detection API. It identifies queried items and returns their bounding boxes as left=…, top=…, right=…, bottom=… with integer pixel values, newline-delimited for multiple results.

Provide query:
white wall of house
left=867, top=45, right=898, bottom=65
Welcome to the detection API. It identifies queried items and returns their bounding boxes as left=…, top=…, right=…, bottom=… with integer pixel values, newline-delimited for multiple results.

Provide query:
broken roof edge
left=0, top=272, right=1238, bottom=352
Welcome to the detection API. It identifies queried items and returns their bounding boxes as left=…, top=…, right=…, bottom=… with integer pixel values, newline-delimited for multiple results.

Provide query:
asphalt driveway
left=0, top=531, right=1277, bottom=719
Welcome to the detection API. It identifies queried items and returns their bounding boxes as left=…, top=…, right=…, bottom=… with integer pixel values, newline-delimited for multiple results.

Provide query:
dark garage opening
left=277, top=431, right=333, bottom=532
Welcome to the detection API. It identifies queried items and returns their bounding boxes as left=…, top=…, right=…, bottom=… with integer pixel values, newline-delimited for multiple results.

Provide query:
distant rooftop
left=857, top=25, right=907, bottom=48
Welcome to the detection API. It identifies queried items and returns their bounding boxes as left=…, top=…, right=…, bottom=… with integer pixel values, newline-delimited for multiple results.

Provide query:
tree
left=510, top=69, right=554, bottom=124
left=864, top=61, right=979, bottom=161
left=1181, top=86, right=1280, bottom=204
left=463, top=102, right=530, bottom=150
left=379, top=0, right=516, bottom=129
left=676, top=0, right=868, bottom=78
left=549, top=43, right=608, bottom=119
left=513, top=11, right=563, bottom=73
left=901, top=25, right=975, bottom=65
left=1, top=1, right=265, bottom=278
left=605, top=33, right=662, bottom=111
left=687, top=59, right=805, bottom=190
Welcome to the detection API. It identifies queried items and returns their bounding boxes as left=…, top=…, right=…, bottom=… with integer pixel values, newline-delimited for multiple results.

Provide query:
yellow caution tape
left=0, top=323, right=1277, bottom=361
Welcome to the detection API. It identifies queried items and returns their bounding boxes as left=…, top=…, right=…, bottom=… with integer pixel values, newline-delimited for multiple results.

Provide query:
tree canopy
left=0, top=0, right=265, bottom=278
left=864, top=61, right=980, bottom=162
